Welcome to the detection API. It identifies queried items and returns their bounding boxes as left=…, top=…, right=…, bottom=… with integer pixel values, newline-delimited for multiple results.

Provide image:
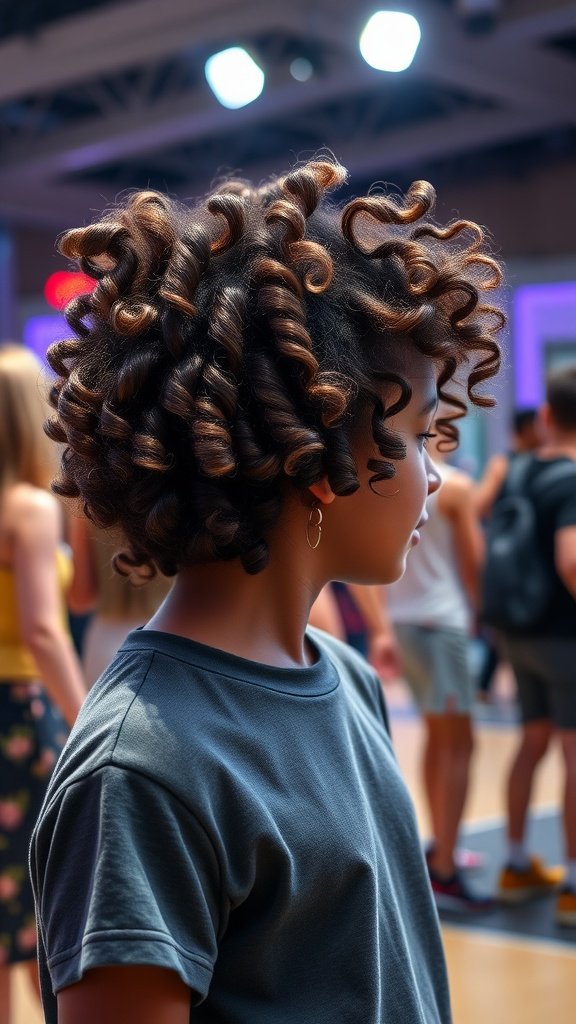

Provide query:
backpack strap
left=501, top=454, right=576, bottom=501
left=532, top=458, right=576, bottom=498
left=501, top=453, right=534, bottom=497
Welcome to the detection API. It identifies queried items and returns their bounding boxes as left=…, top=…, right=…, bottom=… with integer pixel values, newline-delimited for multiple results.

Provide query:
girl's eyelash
left=419, top=432, right=437, bottom=446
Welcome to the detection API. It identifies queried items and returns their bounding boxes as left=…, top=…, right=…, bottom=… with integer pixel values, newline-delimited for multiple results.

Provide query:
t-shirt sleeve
left=31, top=764, right=221, bottom=1002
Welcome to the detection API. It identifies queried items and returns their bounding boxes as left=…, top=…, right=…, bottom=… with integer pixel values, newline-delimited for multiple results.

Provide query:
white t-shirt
left=387, top=462, right=471, bottom=631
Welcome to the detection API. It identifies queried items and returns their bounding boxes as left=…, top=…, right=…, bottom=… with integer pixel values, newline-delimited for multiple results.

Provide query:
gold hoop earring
left=306, top=502, right=323, bottom=550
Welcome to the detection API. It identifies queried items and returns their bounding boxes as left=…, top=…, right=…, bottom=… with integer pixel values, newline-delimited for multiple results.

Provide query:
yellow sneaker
left=498, top=856, right=564, bottom=903
left=556, top=888, right=576, bottom=927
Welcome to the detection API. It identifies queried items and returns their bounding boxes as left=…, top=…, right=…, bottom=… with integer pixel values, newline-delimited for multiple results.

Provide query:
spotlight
left=359, top=11, right=421, bottom=73
left=205, top=47, right=265, bottom=109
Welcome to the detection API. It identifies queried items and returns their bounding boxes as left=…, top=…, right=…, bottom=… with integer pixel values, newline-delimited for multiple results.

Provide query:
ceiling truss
left=0, top=0, right=575, bottom=226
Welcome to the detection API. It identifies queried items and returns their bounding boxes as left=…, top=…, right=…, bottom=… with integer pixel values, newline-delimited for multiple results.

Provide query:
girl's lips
left=410, top=513, right=428, bottom=545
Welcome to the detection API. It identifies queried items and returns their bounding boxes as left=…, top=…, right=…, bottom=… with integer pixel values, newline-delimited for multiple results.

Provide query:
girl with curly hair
left=31, top=158, right=503, bottom=1024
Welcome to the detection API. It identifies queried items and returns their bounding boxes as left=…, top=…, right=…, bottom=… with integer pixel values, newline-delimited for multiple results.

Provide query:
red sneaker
left=429, top=869, right=495, bottom=913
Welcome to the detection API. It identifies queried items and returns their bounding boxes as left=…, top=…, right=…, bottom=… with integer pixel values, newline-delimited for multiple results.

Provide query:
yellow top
left=0, top=546, right=73, bottom=680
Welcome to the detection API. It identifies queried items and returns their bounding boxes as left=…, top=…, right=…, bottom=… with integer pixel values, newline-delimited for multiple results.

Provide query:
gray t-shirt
left=30, top=627, right=451, bottom=1023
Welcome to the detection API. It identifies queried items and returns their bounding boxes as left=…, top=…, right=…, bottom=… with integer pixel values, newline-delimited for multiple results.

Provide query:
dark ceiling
left=0, top=0, right=575, bottom=227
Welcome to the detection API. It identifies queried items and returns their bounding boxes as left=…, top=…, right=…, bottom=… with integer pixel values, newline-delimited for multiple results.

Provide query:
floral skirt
left=0, top=681, right=68, bottom=965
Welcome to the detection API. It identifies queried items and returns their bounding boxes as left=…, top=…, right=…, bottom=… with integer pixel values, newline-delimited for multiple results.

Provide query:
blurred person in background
left=67, top=517, right=172, bottom=687
left=476, top=407, right=541, bottom=520
left=385, top=429, right=492, bottom=911
left=309, top=583, right=400, bottom=681
left=0, top=344, right=85, bottom=1023
left=308, top=583, right=345, bottom=639
left=475, top=408, right=542, bottom=701
left=494, top=367, right=576, bottom=925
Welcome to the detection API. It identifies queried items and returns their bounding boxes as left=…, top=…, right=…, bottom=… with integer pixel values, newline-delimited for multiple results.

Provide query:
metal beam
left=0, top=0, right=305, bottom=105
left=390, top=2, right=576, bottom=116
left=174, top=104, right=572, bottom=198
left=0, top=0, right=574, bottom=226
left=345, top=106, right=564, bottom=179
left=497, top=0, right=576, bottom=42
left=0, top=180, right=115, bottom=229
left=0, top=61, right=378, bottom=181
left=2, top=10, right=576, bottom=187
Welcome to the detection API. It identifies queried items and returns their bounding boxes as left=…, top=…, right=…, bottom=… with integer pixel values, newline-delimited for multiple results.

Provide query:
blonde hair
left=0, top=343, right=55, bottom=494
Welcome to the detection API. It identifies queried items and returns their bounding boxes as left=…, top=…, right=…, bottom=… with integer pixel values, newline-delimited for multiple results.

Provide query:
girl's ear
left=308, top=477, right=337, bottom=505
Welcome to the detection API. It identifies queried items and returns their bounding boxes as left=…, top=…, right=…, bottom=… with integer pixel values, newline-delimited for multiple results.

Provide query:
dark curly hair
left=45, top=158, right=503, bottom=576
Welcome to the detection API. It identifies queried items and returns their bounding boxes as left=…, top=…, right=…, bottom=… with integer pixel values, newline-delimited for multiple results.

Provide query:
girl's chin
left=385, top=555, right=410, bottom=584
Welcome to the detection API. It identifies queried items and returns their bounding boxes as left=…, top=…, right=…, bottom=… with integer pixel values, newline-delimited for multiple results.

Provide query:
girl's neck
left=146, top=524, right=322, bottom=669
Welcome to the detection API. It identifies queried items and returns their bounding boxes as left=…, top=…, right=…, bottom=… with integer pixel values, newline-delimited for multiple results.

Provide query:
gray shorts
left=498, top=634, right=576, bottom=730
left=394, top=623, right=475, bottom=715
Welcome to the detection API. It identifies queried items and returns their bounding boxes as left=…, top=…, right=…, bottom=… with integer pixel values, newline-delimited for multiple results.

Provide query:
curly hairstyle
left=45, top=158, right=503, bottom=576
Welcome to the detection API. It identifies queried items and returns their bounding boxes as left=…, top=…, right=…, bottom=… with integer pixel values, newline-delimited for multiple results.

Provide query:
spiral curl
left=46, top=157, right=503, bottom=576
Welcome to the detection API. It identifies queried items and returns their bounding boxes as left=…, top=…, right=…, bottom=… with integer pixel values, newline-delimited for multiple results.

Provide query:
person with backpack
left=476, top=408, right=541, bottom=521
left=482, top=366, right=576, bottom=925
left=385, top=430, right=493, bottom=912
left=475, top=408, right=542, bottom=700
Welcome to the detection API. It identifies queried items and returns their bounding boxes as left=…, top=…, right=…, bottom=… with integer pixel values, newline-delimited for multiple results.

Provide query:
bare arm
left=11, top=487, right=86, bottom=726
left=555, top=525, right=576, bottom=599
left=439, top=473, right=485, bottom=612
left=475, top=453, right=508, bottom=519
left=347, top=584, right=401, bottom=681
left=58, top=966, right=191, bottom=1024
left=67, top=513, right=99, bottom=614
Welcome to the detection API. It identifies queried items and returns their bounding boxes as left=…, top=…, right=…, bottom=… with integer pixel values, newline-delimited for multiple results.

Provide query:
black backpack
left=481, top=454, right=576, bottom=631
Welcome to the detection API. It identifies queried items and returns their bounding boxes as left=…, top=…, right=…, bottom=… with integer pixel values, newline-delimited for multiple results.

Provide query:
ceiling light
left=359, top=11, right=421, bottom=73
left=205, top=47, right=265, bottom=109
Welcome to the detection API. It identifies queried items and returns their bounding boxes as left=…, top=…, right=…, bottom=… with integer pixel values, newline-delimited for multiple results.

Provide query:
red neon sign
left=44, top=271, right=97, bottom=310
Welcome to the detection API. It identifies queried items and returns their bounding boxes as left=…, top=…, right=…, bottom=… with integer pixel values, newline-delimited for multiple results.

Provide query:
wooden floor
left=11, top=673, right=575, bottom=1024
left=389, top=672, right=575, bottom=1024
left=444, top=928, right=576, bottom=1024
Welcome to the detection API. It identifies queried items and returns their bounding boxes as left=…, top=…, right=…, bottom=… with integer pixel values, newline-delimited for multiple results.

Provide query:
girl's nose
left=425, top=453, right=442, bottom=494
